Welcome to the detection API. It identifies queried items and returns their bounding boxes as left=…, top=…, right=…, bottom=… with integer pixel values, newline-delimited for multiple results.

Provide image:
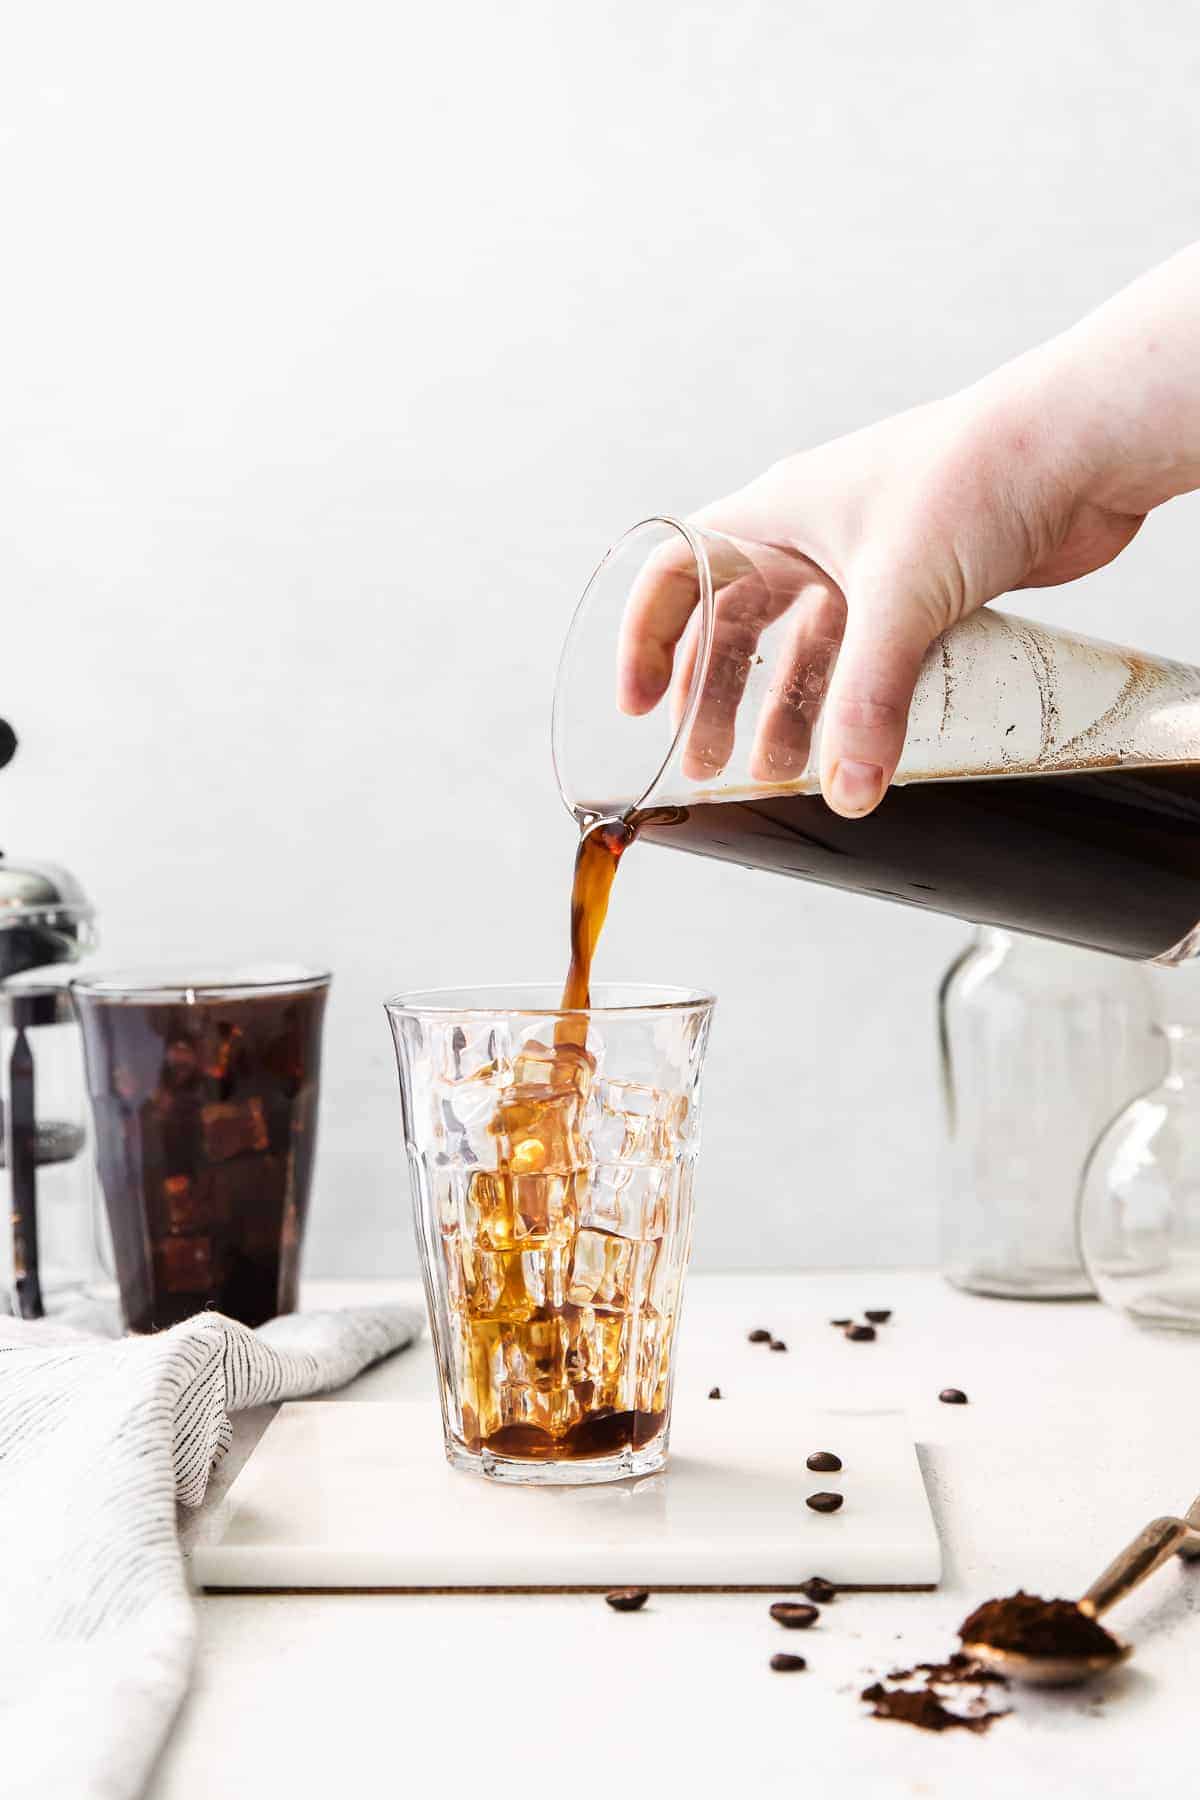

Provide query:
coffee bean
left=769, top=1338, right=788, bottom=1353
left=845, top=1324, right=876, bottom=1342
left=864, top=1309, right=892, bottom=1324
left=800, top=1577, right=837, bottom=1604
left=748, top=1328, right=772, bottom=1343
left=769, top=1652, right=807, bottom=1672
left=830, top=1318, right=852, bottom=1327
left=604, top=1587, right=649, bottom=1612
left=806, top=1451, right=843, bottom=1473
left=769, top=1602, right=819, bottom=1629
left=939, top=1387, right=968, bottom=1405
left=708, top=1386, right=722, bottom=1399
left=806, top=1491, right=844, bottom=1514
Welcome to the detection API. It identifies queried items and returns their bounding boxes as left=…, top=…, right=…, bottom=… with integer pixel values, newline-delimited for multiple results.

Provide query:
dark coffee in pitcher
left=631, top=763, right=1200, bottom=963
left=562, top=762, right=1200, bottom=1017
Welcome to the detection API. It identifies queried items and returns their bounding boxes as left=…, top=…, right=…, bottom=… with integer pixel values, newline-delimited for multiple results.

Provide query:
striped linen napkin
left=0, top=1299, right=421, bottom=1800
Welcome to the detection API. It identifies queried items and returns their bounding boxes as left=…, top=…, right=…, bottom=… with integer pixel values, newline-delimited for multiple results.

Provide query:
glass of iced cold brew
left=387, top=983, right=714, bottom=1484
left=74, top=964, right=329, bottom=1333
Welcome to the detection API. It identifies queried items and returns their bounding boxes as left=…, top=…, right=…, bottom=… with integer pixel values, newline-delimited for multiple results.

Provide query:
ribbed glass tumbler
left=386, top=983, right=714, bottom=1486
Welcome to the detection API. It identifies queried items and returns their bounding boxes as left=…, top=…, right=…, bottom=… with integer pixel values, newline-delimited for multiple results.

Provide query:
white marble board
left=191, top=1398, right=940, bottom=1590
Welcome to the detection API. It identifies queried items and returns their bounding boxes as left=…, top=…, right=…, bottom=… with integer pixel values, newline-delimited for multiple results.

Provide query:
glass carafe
left=939, top=929, right=1162, bottom=1298
left=1080, top=1024, right=1200, bottom=1329
left=553, top=518, right=1200, bottom=960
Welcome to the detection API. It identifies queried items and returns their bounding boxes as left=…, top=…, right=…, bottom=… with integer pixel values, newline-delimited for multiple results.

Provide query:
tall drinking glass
left=74, top=964, right=330, bottom=1332
left=386, top=983, right=714, bottom=1485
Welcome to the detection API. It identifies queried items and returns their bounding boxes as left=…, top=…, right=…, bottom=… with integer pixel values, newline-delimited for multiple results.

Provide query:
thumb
left=818, top=591, right=942, bottom=818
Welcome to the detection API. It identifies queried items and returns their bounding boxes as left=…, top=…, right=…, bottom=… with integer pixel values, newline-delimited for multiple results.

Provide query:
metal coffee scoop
left=963, top=1496, right=1200, bottom=1686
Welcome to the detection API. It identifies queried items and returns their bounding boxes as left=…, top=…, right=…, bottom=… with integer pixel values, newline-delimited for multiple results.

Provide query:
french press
left=0, top=724, right=98, bottom=1316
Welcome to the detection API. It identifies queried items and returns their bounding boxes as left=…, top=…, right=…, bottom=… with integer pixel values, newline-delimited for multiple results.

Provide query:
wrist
left=947, top=343, right=1092, bottom=526
left=1029, top=317, right=1200, bottom=517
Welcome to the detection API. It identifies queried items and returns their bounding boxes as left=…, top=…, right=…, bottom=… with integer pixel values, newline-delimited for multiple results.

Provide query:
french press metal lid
left=0, top=853, right=96, bottom=983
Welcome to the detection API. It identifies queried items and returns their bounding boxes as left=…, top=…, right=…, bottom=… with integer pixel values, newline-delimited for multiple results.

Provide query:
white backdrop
left=3, top=1, right=1198, bottom=1275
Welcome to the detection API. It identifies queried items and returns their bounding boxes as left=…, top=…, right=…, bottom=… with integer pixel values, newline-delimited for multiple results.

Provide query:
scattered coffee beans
left=829, top=1317, right=851, bottom=1327
left=769, top=1602, right=819, bottom=1629
left=769, top=1338, right=788, bottom=1353
left=770, top=1653, right=807, bottom=1672
left=799, top=1576, right=836, bottom=1604
left=748, top=1328, right=772, bottom=1343
left=845, top=1324, right=876, bottom=1342
left=806, top=1491, right=844, bottom=1514
left=939, top=1388, right=968, bottom=1405
left=864, top=1309, right=892, bottom=1324
left=604, top=1587, right=649, bottom=1612
left=806, top=1450, right=842, bottom=1473
left=708, top=1386, right=722, bottom=1399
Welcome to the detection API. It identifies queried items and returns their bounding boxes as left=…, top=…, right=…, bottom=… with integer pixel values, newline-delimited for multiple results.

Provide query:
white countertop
left=153, top=1271, right=1198, bottom=1800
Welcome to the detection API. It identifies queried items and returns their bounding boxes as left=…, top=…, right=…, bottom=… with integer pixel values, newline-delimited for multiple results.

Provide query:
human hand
left=619, top=244, right=1200, bottom=815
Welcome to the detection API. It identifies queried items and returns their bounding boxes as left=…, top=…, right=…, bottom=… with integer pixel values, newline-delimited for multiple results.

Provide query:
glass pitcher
left=939, top=928, right=1162, bottom=1298
left=1079, top=1023, right=1200, bottom=1329
left=553, top=518, right=1200, bottom=961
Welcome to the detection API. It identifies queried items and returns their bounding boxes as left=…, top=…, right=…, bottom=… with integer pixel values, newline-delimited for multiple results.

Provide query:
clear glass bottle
left=938, top=929, right=1162, bottom=1299
left=1080, top=1024, right=1200, bottom=1329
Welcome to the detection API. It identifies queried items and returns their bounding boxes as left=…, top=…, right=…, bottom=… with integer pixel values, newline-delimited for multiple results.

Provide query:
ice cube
left=595, top=1078, right=667, bottom=1120
left=502, top=1313, right=572, bottom=1394
left=462, top=1243, right=567, bottom=1322
left=436, top=1066, right=509, bottom=1168
left=201, top=1023, right=244, bottom=1085
left=221, top=1155, right=287, bottom=1253
left=188, top=1155, right=285, bottom=1234
left=634, top=1306, right=674, bottom=1412
left=570, top=1309, right=632, bottom=1409
left=144, top=1089, right=203, bottom=1172
left=155, top=1234, right=213, bottom=1294
left=201, top=1097, right=269, bottom=1162
left=491, top=1087, right=588, bottom=1175
left=162, top=1174, right=195, bottom=1235
left=567, top=1227, right=640, bottom=1312
left=467, top=1168, right=578, bottom=1250
left=438, top=1022, right=512, bottom=1085
left=593, top=1078, right=690, bottom=1163
left=459, top=1316, right=575, bottom=1440
left=510, top=1171, right=577, bottom=1245
left=465, top=1168, right=515, bottom=1250
left=162, top=1039, right=200, bottom=1090
left=585, top=1163, right=667, bottom=1240
left=430, top=1163, right=464, bottom=1239
left=512, top=1036, right=594, bottom=1097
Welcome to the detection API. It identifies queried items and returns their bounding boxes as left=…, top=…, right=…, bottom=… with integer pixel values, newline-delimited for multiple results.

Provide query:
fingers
left=678, top=566, right=799, bottom=781
left=617, top=541, right=702, bottom=716
left=619, top=528, right=801, bottom=776
left=615, top=516, right=778, bottom=719
left=676, top=581, right=763, bottom=780
left=668, top=615, right=702, bottom=732
left=748, top=577, right=847, bottom=783
left=818, top=591, right=939, bottom=817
